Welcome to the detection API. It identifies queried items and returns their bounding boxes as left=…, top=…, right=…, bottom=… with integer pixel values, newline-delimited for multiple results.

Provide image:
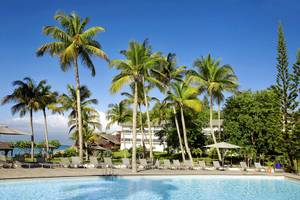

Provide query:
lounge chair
left=139, top=159, right=151, bottom=169
left=184, top=160, right=194, bottom=170
left=240, top=162, right=248, bottom=171
left=89, top=156, right=102, bottom=168
left=198, top=160, right=207, bottom=170
left=59, top=157, right=71, bottom=168
left=104, top=157, right=114, bottom=168
left=14, top=155, right=39, bottom=168
left=213, top=161, right=225, bottom=171
left=70, top=157, right=84, bottom=168
left=37, top=157, right=59, bottom=168
left=0, top=155, right=14, bottom=168
left=154, top=159, right=163, bottom=169
left=255, top=162, right=266, bottom=172
left=173, top=160, right=183, bottom=169
left=121, top=158, right=131, bottom=169
left=163, top=159, right=173, bottom=169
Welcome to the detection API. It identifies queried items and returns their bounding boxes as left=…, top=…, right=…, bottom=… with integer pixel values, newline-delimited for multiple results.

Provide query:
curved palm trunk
left=85, top=142, right=89, bottom=161
left=210, top=95, right=222, bottom=161
left=74, top=57, right=83, bottom=162
left=42, top=108, right=49, bottom=159
left=218, top=103, right=221, bottom=141
left=138, top=104, right=146, bottom=157
left=29, top=109, right=35, bottom=160
left=180, top=106, right=193, bottom=165
left=131, top=82, right=138, bottom=173
left=172, top=106, right=186, bottom=161
left=142, top=78, right=153, bottom=160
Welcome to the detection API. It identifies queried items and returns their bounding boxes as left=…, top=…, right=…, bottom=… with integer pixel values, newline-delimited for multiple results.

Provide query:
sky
left=0, top=0, right=300, bottom=144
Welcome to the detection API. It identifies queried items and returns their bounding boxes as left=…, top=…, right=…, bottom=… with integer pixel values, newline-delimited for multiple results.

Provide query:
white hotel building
left=112, top=123, right=166, bottom=152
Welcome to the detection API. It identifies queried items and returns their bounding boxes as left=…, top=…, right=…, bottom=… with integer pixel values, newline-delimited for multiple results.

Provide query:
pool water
left=0, top=176, right=299, bottom=200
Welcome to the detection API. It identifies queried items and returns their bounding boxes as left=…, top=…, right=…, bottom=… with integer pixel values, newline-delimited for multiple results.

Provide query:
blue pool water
left=0, top=176, right=299, bottom=200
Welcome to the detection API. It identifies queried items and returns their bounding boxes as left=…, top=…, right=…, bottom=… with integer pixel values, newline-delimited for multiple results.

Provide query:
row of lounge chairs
left=0, top=155, right=268, bottom=172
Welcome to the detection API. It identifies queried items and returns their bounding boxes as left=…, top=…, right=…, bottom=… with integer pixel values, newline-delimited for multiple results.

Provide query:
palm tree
left=53, top=84, right=98, bottom=148
left=36, top=11, right=109, bottom=161
left=189, top=54, right=238, bottom=161
left=69, top=109, right=101, bottom=161
left=110, top=40, right=154, bottom=172
left=152, top=53, right=187, bottom=161
left=37, top=81, right=58, bottom=158
left=166, top=81, right=202, bottom=165
left=106, top=101, right=131, bottom=157
left=1, top=77, right=43, bottom=159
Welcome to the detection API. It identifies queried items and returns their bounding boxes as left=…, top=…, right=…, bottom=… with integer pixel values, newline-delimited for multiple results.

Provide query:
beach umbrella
left=204, top=142, right=241, bottom=166
left=0, top=125, right=31, bottom=136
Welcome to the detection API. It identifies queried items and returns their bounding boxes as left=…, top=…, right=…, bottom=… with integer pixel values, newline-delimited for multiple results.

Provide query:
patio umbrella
left=0, top=125, right=31, bottom=136
left=204, top=142, right=241, bottom=149
left=204, top=142, right=241, bottom=166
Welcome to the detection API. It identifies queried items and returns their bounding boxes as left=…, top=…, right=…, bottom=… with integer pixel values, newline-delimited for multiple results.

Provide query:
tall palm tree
left=152, top=53, right=187, bottom=161
left=189, top=54, right=238, bottom=161
left=106, top=101, right=131, bottom=157
left=110, top=40, right=155, bottom=172
left=166, top=81, right=203, bottom=165
left=36, top=11, right=109, bottom=161
left=1, top=77, right=43, bottom=159
left=37, top=81, right=58, bottom=158
left=53, top=84, right=98, bottom=147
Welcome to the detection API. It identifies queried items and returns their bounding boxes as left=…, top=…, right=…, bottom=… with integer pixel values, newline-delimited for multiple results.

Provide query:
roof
left=204, top=142, right=241, bottom=149
left=99, top=133, right=120, bottom=144
left=0, top=125, right=31, bottom=136
left=0, top=141, right=13, bottom=150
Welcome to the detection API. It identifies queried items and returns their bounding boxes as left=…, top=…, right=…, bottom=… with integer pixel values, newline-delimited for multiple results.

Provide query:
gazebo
left=0, top=125, right=31, bottom=157
left=204, top=142, right=241, bottom=166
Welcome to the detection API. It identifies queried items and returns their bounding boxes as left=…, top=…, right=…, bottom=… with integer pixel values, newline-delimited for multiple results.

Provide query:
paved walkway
left=1, top=168, right=298, bottom=180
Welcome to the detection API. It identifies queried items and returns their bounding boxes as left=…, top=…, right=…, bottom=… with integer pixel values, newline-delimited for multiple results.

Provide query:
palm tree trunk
left=210, top=95, right=222, bottom=161
left=74, top=56, right=83, bottom=162
left=131, top=81, right=138, bottom=173
left=142, top=78, right=153, bottom=160
left=121, top=126, right=127, bottom=158
left=218, top=102, right=221, bottom=141
left=180, top=106, right=193, bottom=165
left=85, top=142, right=88, bottom=161
left=42, top=108, right=49, bottom=159
left=29, top=109, right=34, bottom=160
left=138, top=104, right=146, bottom=157
left=172, top=106, right=186, bottom=161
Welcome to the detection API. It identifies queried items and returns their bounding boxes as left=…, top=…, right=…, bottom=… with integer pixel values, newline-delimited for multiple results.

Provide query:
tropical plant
left=110, top=40, right=155, bottom=172
left=152, top=53, right=187, bottom=161
left=166, top=81, right=203, bottom=165
left=106, top=101, right=131, bottom=157
left=37, top=81, right=58, bottom=158
left=36, top=11, right=108, bottom=161
left=189, top=54, right=238, bottom=161
left=1, top=77, right=44, bottom=159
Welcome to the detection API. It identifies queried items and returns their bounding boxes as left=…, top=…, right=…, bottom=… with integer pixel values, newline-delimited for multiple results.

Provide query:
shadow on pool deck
left=63, top=176, right=177, bottom=200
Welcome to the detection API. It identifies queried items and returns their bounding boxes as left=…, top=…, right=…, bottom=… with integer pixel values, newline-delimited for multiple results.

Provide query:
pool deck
left=0, top=168, right=299, bottom=181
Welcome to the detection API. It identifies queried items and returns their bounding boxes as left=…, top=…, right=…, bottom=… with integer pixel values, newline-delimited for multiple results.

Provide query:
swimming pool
left=0, top=176, right=299, bottom=200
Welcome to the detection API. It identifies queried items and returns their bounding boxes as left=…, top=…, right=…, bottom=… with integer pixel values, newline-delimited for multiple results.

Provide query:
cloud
left=97, top=110, right=121, bottom=133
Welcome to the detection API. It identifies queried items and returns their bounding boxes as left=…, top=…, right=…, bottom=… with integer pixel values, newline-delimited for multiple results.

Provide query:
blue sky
left=0, top=0, right=300, bottom=144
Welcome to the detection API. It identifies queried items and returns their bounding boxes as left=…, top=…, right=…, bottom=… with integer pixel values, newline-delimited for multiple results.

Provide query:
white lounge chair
left=213, top=161, right=225, bottom=171
left=240, top=162, right=248, bottom=171
left=139, top=159, right=151, bottom=169
left=163, top=159, right=173, bottom=169
left=255, top=162, right=266, bottom=172
left=70, top=157, right=84, bottom=168
left=121, top=158, right=131, bottom=169
left=90, top=156, right=102, bottom=168
left=59, top=157, right=71, bottom=168
left=198, top=160, right=207, bottom=170
left=173, top=160, right=183, bottom=169
left=184, top=160, right=194, bottom=170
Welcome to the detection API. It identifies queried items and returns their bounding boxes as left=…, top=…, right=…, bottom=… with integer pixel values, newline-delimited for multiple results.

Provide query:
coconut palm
left=69, top=109, right=101, bottom=161
left=36, top=11, right=108, bottom=160
left=53, top=84, right=98, bottom=147
left=1, top=77, right=43, bottom=159
left=110, top=40, right=156, bottom=172
left=37, top=82, right=58, bottom=158
left=189, top=54, right=238, bottom=161
left=152, top=53, right=187, bottom=161
left=166, top=81, right=203, bottom=165
left=106, top=101, right=131, bottom=157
